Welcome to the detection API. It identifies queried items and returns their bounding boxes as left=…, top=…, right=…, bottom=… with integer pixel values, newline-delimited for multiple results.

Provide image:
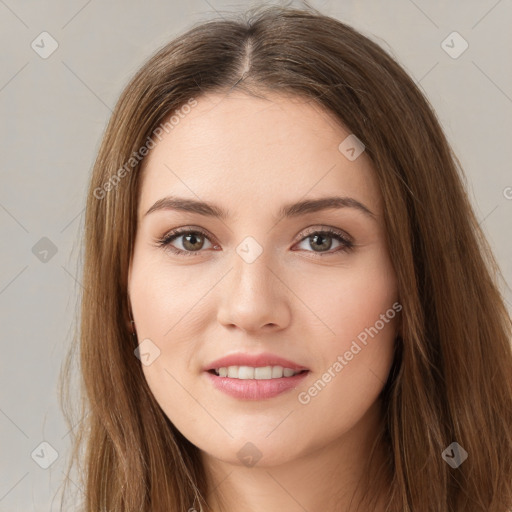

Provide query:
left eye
left=294, top=230, right=353, bottom=254
left=157, top=227, right=353, bottom=257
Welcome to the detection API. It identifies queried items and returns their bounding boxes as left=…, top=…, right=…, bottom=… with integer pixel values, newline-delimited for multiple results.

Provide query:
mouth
left=203, top=353, right=310, bottom=400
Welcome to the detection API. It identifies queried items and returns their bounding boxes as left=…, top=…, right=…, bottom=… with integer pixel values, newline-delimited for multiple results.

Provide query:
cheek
left=295, top=321, right=396, bottom=439
left=289, top=247, right=398, bottom=347
left=290, top=250, right=398, bottom=417
left=129, top=252, right=214, bottom=419
left=129, top=249, right=211, bottom=342
left=328, top=265, right=397, bottom=343
left=130, top=277, right=204, bottom=399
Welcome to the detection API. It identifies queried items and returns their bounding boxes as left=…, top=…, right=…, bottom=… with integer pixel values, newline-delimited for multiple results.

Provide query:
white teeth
left=238, top=366, right=255, bottom=379
left=254, top=366, right=271, bottom=379
left=214, top=365, right=303, bottom=379
left=271, top=366, right=283, bottom=378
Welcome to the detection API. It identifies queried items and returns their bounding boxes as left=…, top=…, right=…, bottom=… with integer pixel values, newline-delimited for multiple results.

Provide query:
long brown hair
left=59, top=4, right=512, bottom=511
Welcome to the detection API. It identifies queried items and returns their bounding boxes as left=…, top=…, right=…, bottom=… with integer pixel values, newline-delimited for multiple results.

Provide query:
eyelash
left=155, top=226, right=355, bottom=258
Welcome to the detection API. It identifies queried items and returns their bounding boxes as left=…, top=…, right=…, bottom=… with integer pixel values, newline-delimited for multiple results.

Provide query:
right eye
left=156, top=227, right=218, bottom=256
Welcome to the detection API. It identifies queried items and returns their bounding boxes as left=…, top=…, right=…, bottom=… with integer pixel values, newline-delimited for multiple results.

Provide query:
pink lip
left=203, top=352, right=310, bottom=400
left=205, top=370, right=309, bottom=400
left=204, top=352, right=308, bottom=372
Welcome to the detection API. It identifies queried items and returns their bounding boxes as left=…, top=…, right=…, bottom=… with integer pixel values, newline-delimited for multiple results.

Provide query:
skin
left=128, top=91, right=399, bottom=512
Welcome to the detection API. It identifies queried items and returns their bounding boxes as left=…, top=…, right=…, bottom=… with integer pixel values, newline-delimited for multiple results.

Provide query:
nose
left=216, top=250, right=292, bottom=334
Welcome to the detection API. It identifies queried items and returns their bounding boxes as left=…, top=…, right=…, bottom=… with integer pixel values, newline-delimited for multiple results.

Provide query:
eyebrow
left=144, top=195, right=375, bottom=220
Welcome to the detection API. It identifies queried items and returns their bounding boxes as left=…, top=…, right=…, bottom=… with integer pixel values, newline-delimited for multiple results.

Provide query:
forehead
left=138, top=91, right=381, bottom=219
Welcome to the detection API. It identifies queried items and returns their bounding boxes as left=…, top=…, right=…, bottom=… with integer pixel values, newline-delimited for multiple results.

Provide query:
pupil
left=311, top=234, right=331, bottom=252
left=184, top=233, right=203, bottom=251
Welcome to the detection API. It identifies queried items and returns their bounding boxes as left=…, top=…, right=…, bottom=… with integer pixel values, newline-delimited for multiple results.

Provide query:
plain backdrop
left=0, top=0, right=511, bottom=510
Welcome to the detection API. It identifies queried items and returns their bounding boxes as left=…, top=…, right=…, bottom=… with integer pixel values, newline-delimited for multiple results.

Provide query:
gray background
left=0, top=0, right=511, bottom=510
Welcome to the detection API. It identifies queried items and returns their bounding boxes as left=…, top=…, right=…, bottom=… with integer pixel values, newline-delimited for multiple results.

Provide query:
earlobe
left=126, top=269, right=137, bottom=340
left=129, top=315, right=138, bottom=345
left=130, top=319, right=138, bottom=345
left=127, top=296, right=138, bottom=343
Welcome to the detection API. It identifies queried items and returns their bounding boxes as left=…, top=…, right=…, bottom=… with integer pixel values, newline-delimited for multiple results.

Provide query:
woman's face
left=128, top=91, right=399, bottom=467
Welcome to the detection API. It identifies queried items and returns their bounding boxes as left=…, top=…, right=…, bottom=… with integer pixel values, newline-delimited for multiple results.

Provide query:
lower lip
left=205, top=370, right=310, bottom=400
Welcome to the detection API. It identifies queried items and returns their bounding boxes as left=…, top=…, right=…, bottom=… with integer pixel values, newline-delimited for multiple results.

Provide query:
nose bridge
left=232, top=236, right=275, bottom=304
left=216, top=236, right=290, bottom=332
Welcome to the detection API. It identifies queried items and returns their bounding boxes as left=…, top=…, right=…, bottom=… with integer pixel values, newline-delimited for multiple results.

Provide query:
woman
left=60, top=4, right=512, bottom=511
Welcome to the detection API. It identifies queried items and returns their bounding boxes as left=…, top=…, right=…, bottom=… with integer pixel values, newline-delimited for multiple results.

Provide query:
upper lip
left=205, top=352, right=309, bottom=372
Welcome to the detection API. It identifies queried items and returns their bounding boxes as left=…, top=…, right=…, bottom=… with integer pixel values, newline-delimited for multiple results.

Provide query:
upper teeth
left=215, top=365, right=301, bottom=379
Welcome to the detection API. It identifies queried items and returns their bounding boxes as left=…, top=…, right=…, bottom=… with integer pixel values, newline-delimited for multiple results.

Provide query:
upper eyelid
left=299, top=225, right=352, bottom=241
left=161, top=226, right=214, bottom=243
